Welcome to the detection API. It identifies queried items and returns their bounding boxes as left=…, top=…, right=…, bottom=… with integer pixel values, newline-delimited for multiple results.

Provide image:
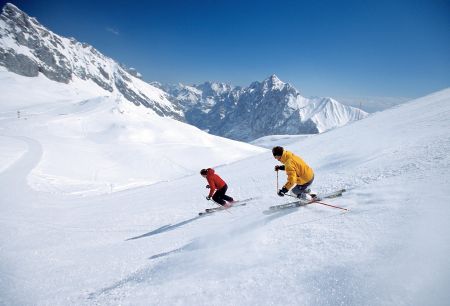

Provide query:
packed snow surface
left=0, top=70, right=264, bottom=195
left=1, top=74, right=449, bottom=305
left=250, top=134, right=311, bottom=148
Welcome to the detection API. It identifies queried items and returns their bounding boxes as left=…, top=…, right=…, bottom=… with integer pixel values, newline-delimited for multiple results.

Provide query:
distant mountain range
left=0, top=3, right=367, bottom=142
left=154, top=75, right=367, bottom=141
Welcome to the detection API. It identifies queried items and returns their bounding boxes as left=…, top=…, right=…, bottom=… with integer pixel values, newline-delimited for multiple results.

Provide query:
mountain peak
left=3, top=2, right=20, bottom=12
left=2, top=2, right=45, bottom=32
left=2, top=3, right=26, bottom=19
left=262, top=74, right=285, bottom=90
left=269, top=74, right=281, bottom=82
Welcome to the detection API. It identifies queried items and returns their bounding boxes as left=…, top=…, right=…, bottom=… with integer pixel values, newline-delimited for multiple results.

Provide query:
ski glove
left=274, top=165, right=285, bottom=171
left=206, top=196, right=211, bottom=200
left=277, top=187, right=289, bottom=197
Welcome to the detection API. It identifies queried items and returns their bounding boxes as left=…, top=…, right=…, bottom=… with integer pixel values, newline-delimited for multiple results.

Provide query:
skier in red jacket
left=200, top=168, right=234, bottom=207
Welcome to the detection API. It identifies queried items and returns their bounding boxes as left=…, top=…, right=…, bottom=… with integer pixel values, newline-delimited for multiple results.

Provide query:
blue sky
left=2, top=0, right=450, bottom=99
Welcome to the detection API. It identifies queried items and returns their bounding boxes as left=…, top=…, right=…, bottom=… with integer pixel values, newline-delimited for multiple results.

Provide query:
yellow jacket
left=280, top=150, right=314, bottom=190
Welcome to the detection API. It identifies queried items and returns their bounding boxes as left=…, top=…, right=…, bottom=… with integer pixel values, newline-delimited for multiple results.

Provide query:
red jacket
left=205, top=168, right=226, bottom=197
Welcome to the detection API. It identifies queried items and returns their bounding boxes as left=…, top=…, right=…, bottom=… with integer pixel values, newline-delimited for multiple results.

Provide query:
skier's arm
left=283, top=165, right=297, bottom=190
left=207, top=177, right=216, bottom=197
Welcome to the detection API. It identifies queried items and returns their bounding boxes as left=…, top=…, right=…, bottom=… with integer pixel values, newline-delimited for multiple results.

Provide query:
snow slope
left=0, top=69, right=265, bottom=195
left=0, top=66, right=108, bottom=111
left=1, top=87, right=449, bottom=305
left=250, top=134, right=311, bottom=148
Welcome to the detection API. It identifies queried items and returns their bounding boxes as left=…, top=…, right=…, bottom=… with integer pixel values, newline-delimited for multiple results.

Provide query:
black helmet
left=200, top=169, right=208, bottom=175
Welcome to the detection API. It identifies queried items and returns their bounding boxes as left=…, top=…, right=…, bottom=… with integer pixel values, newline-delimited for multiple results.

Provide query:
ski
left=199, top=203, right=247, bottom=216
left=265, top=189, right=346, bottom=213
left=198, top=197, right=254, bottom=216
left=264, top=199, right=313, bottom=213
left=315, top=188, right=346, bottom=200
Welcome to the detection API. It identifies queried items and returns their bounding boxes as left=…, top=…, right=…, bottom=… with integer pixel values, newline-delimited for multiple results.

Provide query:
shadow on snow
left=125, top=216, right=203, bottom=241
left=88, top=207, right=299, bottom=300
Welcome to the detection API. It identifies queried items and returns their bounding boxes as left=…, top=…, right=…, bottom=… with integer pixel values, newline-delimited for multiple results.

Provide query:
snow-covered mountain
left=0, top=3, right=182, bottom=119
left=1, top=3, right=367, bottom=142
left=156, top=75, right=368, bottom=141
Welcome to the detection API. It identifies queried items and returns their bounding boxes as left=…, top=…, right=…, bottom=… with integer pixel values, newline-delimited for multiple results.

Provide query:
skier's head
left=200, top=169, right=208, bottom=177
left=272, top=146, right=284, bottom=160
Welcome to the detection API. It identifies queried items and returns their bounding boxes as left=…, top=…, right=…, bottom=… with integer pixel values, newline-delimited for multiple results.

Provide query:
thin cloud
left=106, top=27, right=120, bottom=35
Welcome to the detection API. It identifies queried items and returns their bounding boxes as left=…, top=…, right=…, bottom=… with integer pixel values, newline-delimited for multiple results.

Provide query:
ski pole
left=276, top=170, right=279, bottom=194
left=313, top=200, right=348, bottom=211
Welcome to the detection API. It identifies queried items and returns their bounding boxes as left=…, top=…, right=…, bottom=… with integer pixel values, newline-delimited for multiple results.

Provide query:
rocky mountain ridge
left=156, top=75, right=368, bottom=141
left=0, top=3, right=182, bottom=119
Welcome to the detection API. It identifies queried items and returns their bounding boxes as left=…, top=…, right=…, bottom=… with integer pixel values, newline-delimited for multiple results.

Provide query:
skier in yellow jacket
left=272, top=146, right=316, bottom=200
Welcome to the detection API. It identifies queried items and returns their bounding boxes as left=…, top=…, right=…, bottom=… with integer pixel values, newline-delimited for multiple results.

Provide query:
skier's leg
left=292, top=177, right=314, bottom=199
left=291, top=185, right=306, bottom=198
left=220, top=184, right=234, bottom=202
left=223, top=195, right=234, bottom=202
left=212, top=187, right=227, bottom=205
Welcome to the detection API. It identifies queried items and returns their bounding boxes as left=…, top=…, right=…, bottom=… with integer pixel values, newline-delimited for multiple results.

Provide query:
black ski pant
left=291, top=176, right=314, bottom=197
left=212, top=184, right=234, bottom=205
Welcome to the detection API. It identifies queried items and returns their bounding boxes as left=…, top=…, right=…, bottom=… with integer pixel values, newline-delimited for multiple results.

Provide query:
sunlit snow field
left=1, top=70, right=449, bottom=305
